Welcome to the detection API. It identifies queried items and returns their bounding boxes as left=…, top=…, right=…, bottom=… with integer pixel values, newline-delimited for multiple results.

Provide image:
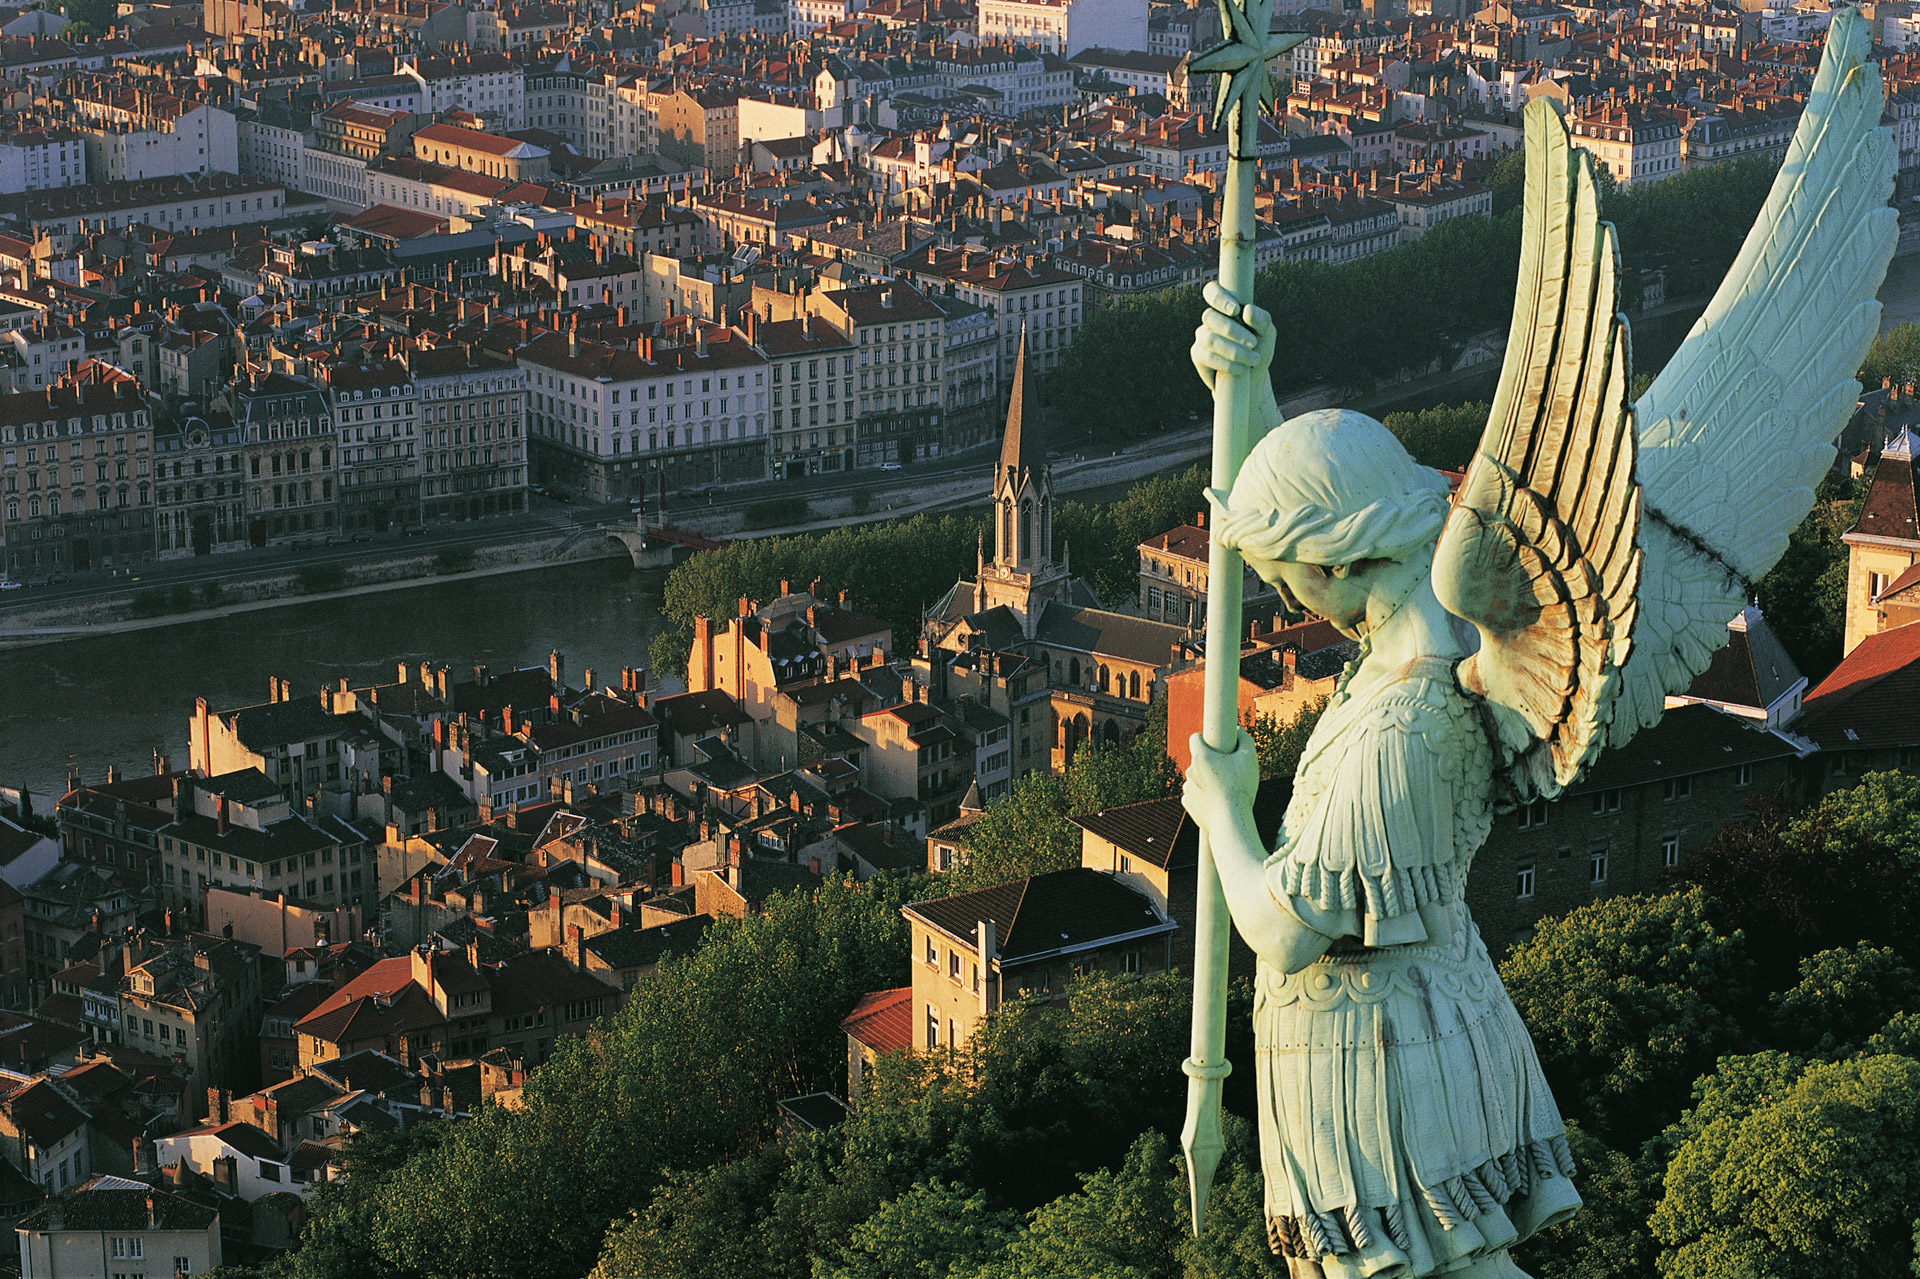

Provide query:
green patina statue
left=1178, top=10, right=1898, bottom=1277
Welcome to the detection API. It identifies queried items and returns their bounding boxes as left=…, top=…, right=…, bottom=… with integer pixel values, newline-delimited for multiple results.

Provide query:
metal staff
left=1179, top=0, right=1305, bottom=1235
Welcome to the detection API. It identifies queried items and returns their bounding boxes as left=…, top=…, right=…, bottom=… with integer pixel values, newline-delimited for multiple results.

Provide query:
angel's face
left=1259, top=558, right=1371, bottom=638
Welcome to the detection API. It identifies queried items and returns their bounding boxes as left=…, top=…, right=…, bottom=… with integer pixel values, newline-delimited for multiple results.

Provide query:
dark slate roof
left=1574, top=703, right=1803, bottom=791
left=1683, top=607, right=1802, bottom=713
left=200, top=768, right=285, bottom=804
left=1852, top=453, right=1919, bottom=543
left=218, top=697, right=349, bottom=750
left=1069, top=796, right=1192, bottom=870
left=776, top=1092, right=850, bottom=1132
left=1, top=1079, right=87, bottom=1146
left=1797, top=620, right=1920, bottom=750
left=1032, top=603, right=1188, bottom=666
left=19, top=1183, right=216, bottom=1232
left=172, top=1120, right=283, bottom=1161
left=904, top=867, right=1173, bottom=965
left=309, top=1049, right=415, bottom=1097
left=582, top=913, right=713, bottom=969
left=735, top=858, right=823, bottom=904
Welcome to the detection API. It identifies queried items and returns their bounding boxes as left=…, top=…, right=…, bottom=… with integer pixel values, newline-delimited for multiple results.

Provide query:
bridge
left=598, top=514, right=729, bottom=567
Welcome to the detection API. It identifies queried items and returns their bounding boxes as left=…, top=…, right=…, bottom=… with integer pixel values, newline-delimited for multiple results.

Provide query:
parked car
left=402, top=523, right=428, bottom=536
left=0, top=578, right=20, bottom=591
left=350, top=532, right=372, bottom=543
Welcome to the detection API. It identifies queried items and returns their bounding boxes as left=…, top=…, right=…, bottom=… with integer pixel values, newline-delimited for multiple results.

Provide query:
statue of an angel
left=1178, top=11, right=1896, bottom=1277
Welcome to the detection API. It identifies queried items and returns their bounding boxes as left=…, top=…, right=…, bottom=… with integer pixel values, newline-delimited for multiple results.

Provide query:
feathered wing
left=1610, top=6, right=1897, bottom=747
left=1431, top=96, right=1641, bottom=800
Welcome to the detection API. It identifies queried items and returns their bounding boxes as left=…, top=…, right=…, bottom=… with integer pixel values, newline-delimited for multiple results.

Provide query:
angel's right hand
left=1182, top=728, right=1260, bottom=834
left=1190, top=282, right=1275, bottom=392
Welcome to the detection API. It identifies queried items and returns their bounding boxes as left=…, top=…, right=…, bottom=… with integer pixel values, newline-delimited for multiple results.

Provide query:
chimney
left=976, top=919, right=996, bottom=1015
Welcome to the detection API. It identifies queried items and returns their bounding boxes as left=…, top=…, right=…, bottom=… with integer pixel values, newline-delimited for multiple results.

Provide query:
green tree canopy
left=1862, top=322, right=1920, bottom=390
left=1770, top=944, right=1920, bottom=1061
left=1677, top=774, right=1920, bottom=989
left=949, top=724, right=1176, bottom=893
left=1651, top=1053, right=1920, bottom=1279
left=316, top=875, right=918, bottom=1279
left=970, top=1131, right=1185, bottom=1279
left=820, top=1180, right=1019, bottom=1279
left=1753, top=472, right=1865, bottom=680
left=1379, top=400, right=1488, bottom=472
left=1497, top=888, right=1753, bottom=1143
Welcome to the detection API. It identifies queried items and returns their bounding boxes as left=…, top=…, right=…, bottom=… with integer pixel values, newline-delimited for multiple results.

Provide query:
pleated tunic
left=1255, top=655, right=1581, bottom=1278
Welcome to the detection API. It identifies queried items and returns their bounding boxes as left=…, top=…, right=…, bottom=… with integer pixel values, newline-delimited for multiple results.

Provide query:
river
left=9, top=250, right=1920, bottom=807
left=0, top=558, right=668, bottom=804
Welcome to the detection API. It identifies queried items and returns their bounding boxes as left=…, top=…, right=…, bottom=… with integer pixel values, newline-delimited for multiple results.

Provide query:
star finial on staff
left=1189, top=0, right=1309, bottom=136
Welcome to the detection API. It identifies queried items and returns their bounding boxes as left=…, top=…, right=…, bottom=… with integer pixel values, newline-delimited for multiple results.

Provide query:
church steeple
left=992, top=326, right=1053, bottom=575
left=978, top=325, right=1069, bottom=634
left=999, top=324, right=1046, bottom=487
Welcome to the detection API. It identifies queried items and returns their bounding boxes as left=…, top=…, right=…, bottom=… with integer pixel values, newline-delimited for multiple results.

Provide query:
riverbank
left=0, top=529, right=627, bottom=649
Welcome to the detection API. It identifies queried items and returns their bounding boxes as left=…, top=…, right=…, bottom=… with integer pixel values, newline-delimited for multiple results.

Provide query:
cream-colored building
left=1568, top=101, right=1685, bottom=187
left=17, top=1179, right=221, bottom=1279
left=1842, top=427, right=1920, bottom=654
left=902, top=867, right=1174, bottom=1053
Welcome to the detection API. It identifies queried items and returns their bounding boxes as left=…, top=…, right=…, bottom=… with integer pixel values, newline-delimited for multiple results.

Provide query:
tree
left=821, top=1180, right=1018, bottom=1279
left=972, top=1132, right=1185, bottom=1279
left=592, top=1147, right=795, bottom=1279
left=1770, top=944, right=1920, bottom=1061
left=267, top=1122, right=450, bottom=1279
left=1491, top=147, right=1529, bottom=216
left=1651, top=1053, right=1920, bottom=1279
left=290, top=875, right=917, bottom=1279
left=1677, top=775, right=1920, bottom=990
left=1513, top=1122, right=1659, bottom=1279
left=1863, top=323, right=1920, bottom=390
left=1753, top=472, right=1864, bottom=680
left=1497, top=888, right=1753, bottom=1143
left=950, top=731, right=1175, bottom=893
left=1379, top=401, right=1489, bottom=472
left=648, top=513, right=984, bottom=679
left=1247, top=697, right=1327, bottom=782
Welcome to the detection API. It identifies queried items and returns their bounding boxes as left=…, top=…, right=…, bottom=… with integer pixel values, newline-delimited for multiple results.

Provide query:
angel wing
left=1432, top=7, right=1897, bottom=799
left=1610, top=6, right=1896, bottom=747
left=1430, top=95, right=1641, bottom=800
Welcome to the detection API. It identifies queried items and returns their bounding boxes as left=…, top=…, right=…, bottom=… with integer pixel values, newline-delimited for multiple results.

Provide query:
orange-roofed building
left=840, top=985, right=911, bottom=1093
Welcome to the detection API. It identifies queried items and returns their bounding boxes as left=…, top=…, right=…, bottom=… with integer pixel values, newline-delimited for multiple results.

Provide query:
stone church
left=924, top=329, right=1189, bottom=768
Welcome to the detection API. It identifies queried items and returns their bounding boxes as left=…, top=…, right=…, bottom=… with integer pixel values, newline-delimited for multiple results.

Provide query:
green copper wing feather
left=1431, top=98, right=1641, bottom=801
left=1611, top=6, right=1897, bottom=747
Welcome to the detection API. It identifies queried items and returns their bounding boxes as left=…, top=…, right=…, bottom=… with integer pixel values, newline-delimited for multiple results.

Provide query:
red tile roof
left=1798, top=621, right=1920, bottom=750
left=839, top=986, right=911, bottom=1055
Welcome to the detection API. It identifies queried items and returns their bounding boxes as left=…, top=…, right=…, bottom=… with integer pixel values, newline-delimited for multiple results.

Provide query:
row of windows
left=1514, top=834, right=1683, bottom=900
left=1514, top=766, right=1749, bottom=831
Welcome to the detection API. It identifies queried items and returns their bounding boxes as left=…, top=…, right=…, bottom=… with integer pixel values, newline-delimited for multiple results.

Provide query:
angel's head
left=1212, top=409, right=1450, bottom=636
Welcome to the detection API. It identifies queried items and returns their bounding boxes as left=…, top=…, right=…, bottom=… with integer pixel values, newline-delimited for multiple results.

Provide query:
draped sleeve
left=1264, top=684, right=1477, bottom=948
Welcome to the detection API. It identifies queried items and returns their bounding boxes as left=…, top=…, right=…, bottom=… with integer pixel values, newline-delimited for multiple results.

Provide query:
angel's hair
left=1212, top=409, right=1450, bottom=568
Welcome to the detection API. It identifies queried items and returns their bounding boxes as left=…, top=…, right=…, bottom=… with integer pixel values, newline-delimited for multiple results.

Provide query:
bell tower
left=978, top=327, right=1070, bottom=632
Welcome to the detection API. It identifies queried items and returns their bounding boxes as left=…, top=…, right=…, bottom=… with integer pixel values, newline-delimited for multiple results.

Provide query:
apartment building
left=158, top=771, right=375, bottom=925
left=808, top=281, right=946, bottom=466
left=519, top=321, right=767, bottom=499
left=323, top=357, right=420, bottom=535
left=411, top=344, right=529, bottom=522
left=756, top=314, right=857, bottom=478
left=0, top=374, right=155, bottom=579
left=231, top=371, right=335, bottom=548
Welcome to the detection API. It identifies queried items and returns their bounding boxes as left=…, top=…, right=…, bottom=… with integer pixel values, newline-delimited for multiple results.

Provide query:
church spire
left=999, top=323, right=1046, bottom=484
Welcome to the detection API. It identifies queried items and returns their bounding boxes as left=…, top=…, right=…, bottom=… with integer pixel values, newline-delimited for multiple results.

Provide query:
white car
left=0, top=579, right=21, bottom=591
